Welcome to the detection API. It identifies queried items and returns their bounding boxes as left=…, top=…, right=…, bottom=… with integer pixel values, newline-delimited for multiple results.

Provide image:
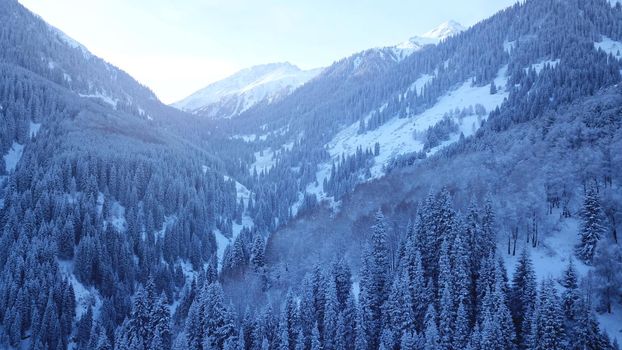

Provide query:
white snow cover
left=304, top=66, right=509, bottom=207
left=527, top=59, right=561, bottom=74
left=331, top=66, right=508, bottom=177
left=213, top=176, right=255, bottom=268
left=79, top=92, right=118, bottom=108
left=173, top=63, right=323, bottom=117
left=595, top=36, right=622, bottom=60
left=503, top=40, right=517, bottom=54
left=58, top=261, right=101, bottom=320
left=3, top=142, right=24, bottom=173
left=502, top=213, right=621, bottom=344
left=405, top=74, right=435, bottom=96
left=391, top=21, right=466, bottom=60
left=252, top=148, right=276, bottom=173
left=29, top=122, right=41, bottom=137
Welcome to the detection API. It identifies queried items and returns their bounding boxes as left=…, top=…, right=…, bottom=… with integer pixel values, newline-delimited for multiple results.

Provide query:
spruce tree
left=576, top=187, right=608, bottom=263
left=423, top=305, right=439, bottom=350
left=532, top=279, right=565, bottom=350
left=510, top=249, right=537, bottom=350
left=311, top=323, right=321, bottom=350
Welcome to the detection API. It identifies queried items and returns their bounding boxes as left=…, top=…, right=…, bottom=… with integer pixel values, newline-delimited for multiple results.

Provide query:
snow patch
left=110, top=202, right=127, bottom=233
left=405, top=74, right=435, bottom=96
left=302, top=162, right=339, bottom=213
left=595, top=36, right=622, bottom=60
left=598, top=303, right=622, bottom=345
left=527, top=59, right=560, bottom=74
left=79, top=92, right=118, bottom=108
left=352, top=56, right=363, bottom=70
left=502, top=218, right=590, bottom=282
left=231, top=133, right=269, bottom=142
left=58, top=261, right=101, bottom=320
left=3, top=142, right=24, bottom=173
left=214, top=229, right=230, bottom=269
left=252, top=148, right=276, bottom=173
left=29, top=122, right=41, bottom=137
left=503, top=40, right=516, bottom=54
left=155, top=216, right=176, bottom=240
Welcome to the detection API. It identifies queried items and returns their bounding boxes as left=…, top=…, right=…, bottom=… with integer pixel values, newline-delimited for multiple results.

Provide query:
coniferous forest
left=1, top=0, right=622, bottom=349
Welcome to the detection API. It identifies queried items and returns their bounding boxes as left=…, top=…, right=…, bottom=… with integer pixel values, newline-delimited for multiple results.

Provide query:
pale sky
left=19, top=0, right=518, bottom=104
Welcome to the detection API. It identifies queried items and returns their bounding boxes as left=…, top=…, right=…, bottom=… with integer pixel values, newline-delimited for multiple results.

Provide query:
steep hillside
left=0, top=0, right=621, bottom=349
left=206, top=0, right=622, bottom=236
left=0, top=3, right=245, bottom=349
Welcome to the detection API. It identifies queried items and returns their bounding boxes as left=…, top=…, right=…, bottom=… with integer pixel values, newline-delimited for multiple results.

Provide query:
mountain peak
left=421, top=20, right=465, bottom=40
left=392, top=21, right=465, bottom=59
left=173, top=62, right=322, bottom=117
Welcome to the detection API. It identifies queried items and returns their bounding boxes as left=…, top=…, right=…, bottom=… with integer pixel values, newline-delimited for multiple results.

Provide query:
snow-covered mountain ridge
left=174, top=21, right=464, bottom=119
left=173, top=62, right=322, bottom=118
left=391, top=20, right=466, bottom=60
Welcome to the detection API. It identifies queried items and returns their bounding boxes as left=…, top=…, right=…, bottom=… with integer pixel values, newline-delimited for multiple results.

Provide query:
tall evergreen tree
left=423, top=305, right=439, bottom=350
left=510, top=249, right=537, bottom=350
left=576, top=187, right=608, bottom=263
left=531, top=279, right=565, bottom=350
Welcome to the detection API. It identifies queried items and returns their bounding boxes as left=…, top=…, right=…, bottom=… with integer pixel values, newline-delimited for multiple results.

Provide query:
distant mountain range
left=173, top=62, right=322, bottom=119
left=173, top=21, right=465, bottom=119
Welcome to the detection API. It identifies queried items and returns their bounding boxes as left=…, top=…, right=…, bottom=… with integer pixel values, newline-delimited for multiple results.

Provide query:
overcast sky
left=19, top=0, right=518, bottom=104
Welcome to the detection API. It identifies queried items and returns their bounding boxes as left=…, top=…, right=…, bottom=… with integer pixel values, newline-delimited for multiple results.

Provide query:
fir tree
left=510, top=249, right=537, bottom=350
left=576, top=187, right=608, bottom=263
left=531, top=279, right=565, bottom=350
left=423, top=305, right=439, bottom=350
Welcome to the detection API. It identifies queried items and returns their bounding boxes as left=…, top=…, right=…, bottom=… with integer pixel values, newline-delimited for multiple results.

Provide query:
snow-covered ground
left=110, top=202, right=127, bottom=233
left=79, top=92, right=118, bottom=109
left=504, top=40, right=516, bottom=54
left=58, top=261, right=101, bottom=320
left=404, top=74, right=435, bottom=97
left=299, top=66, right=509, bottom=213
left=231, top=133, right=268, bottom=142
left=213, top=176, right=255, bottom=268
left=599, top=304, right=622, bottom=345
left=595, top=36, right=622, bottom=60
left=29, top=122, right=41, bottom=137
left=97, top=192, right=127, bottom=233
left=327, top=65, right=508, bottom=179
left=2, top=124, right=42, bottom=173
left=527, top=59, right=560, bottom=74
left=501, top=212, right=621, bottom=343
left=502, top=217, right=589, bottom=282
left=3, top=142, right=24, bottom=173
left=252, top=148, right=276, bottom=173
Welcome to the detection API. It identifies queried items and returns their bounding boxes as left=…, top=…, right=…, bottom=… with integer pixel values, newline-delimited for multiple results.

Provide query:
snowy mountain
left=173, top=62, right=322, bottom=118
left=174, top=22, right=464, bottom=119
left=2, top=0, right=622, bottom=349
left=392, top=20, right=466, bottom=60
left=0, top=0, right=174, bottom=122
